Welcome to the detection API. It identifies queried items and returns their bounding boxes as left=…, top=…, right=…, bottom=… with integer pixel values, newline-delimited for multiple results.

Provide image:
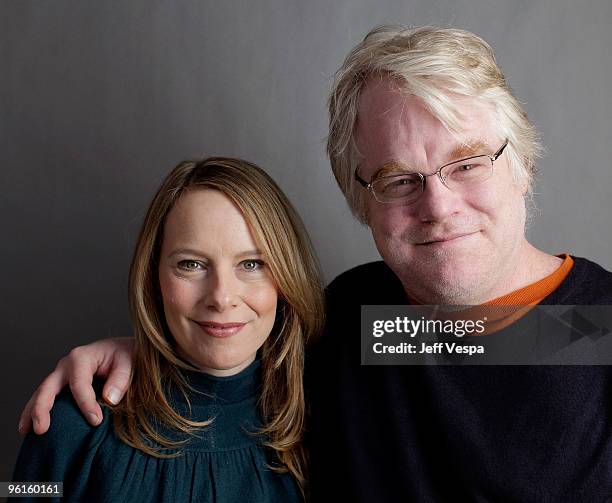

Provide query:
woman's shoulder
left=13, top=379, right=113, bottom=483
left=47, top=378, right=111, bottom=438
left=22, top=382, right=112, bottom=462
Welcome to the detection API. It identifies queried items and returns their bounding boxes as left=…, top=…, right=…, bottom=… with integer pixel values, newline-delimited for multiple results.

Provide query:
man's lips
left=417, top=231, right=479, bottom=245
left=194, top=321, right=247, bottom=338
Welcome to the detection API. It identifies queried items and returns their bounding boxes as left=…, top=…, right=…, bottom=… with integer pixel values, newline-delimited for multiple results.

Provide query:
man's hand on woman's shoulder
left=18, top=337, right=135, bottom=435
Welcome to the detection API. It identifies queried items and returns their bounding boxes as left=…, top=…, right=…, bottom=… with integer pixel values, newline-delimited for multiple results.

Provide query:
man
left=19, top=26, right=612, bottom=501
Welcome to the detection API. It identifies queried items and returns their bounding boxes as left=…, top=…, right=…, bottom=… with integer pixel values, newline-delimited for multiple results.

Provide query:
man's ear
left=513, top=166, right=530, bottom=196
left=363, top=207, right=370, bottom=227
left=519, top=176, right=531, bottom=197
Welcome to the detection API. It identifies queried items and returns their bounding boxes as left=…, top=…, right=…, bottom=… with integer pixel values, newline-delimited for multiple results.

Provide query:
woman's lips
left=195, top=321, right=247, bottom=338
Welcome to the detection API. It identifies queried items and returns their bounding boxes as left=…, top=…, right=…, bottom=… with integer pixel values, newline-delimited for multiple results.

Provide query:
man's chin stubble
left=396, top=257, right=492, bottom=305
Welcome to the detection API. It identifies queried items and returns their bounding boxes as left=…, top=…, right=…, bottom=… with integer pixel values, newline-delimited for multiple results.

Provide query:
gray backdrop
left=2, top=0, right=611, bottom=482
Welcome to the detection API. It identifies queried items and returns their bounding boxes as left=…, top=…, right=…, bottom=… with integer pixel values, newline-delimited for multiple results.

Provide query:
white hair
left=327, top=25, right=543, bottom=223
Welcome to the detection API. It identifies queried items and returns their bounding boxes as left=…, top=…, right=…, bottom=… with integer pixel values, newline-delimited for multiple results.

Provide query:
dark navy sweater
left=307, top=256, right=612, bottom=502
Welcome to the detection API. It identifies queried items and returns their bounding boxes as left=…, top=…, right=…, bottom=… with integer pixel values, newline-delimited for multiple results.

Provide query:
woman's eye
left=178, top=260, right=202, bottom=271
left=241, top=260, right=264, bottom=271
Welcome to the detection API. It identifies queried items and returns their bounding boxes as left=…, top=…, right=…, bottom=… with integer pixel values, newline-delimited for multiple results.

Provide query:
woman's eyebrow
left=167, top=248, right=208, bottom=259
left=167, top=249, right=263, bottom=259
left=235, top=250, right=263, bottom=259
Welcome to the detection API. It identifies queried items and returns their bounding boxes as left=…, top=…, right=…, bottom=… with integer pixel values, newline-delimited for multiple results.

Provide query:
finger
left=101, top=349, right=133, bottom=405
left=20, top=367, right=68, bottom=435
left=17, top=396, right=34, bottom=435
left=68, top=352, right=104, bottom=426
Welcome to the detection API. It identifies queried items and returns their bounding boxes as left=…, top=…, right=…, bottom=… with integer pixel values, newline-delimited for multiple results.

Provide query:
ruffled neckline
left=179, top=359, right=261, bottom=406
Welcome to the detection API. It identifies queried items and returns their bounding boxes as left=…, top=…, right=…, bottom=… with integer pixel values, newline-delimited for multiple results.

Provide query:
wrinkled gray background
left=2, top=0, right=611, bottom=482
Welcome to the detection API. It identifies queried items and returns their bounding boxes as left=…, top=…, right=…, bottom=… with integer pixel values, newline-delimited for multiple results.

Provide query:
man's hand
left=18, top=337, right=135, bottom=435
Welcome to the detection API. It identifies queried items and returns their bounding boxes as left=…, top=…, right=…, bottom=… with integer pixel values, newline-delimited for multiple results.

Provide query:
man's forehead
left=356, top=78, right=497, bottom=176
left=358, top=74, right=493, bottom=117
left=358, top=79, right=495, bottom=132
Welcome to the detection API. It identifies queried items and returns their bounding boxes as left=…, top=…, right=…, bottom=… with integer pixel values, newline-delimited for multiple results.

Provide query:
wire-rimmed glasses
left=354, top=139, right=509, bottom=204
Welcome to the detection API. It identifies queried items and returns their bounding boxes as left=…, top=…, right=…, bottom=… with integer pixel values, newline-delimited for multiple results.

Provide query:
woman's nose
left=202, top=269, right=239, bottom=311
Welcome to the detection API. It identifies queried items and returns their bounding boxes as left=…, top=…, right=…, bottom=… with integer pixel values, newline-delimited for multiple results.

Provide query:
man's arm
left=18, top=337, right=134, bottom=435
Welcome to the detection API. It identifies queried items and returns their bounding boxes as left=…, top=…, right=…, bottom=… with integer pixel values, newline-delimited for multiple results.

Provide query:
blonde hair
left=111, top=157, right=325, bottom=496
left=327, top=25, right=543, bottom=223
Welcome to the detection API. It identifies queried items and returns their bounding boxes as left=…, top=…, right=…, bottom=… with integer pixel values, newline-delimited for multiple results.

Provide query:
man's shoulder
left=547, top=256, right=612, bottom=304
left=328, top=260, right=393, bottom=287
left=573, top=256, right=612, bottom=275
left=326, top=261, right=405, bottom=304
left=327, top=261, right=398, bottom=292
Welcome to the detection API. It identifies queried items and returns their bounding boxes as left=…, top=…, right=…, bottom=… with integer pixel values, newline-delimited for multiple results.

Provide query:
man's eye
left=450, top=161, right=488, bottom=178
left=380, top=175, right=421, bottom=194
left=241, top=260, right=264, bottom=271
left=390, top=178, right=414, bottom=186
left=178, top=260, right=202, bottom=271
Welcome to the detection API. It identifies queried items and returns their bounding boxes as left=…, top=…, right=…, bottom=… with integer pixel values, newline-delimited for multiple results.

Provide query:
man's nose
left=203, top=268, right=239, bottom=311
left=415, top=172, right=460, bottom=223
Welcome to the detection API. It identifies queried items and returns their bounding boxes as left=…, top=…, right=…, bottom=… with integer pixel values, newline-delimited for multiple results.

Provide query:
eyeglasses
left=354, top=139, right=509, bottom=204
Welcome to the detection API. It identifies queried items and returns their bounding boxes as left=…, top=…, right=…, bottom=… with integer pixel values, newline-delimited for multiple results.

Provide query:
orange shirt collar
left=484, top=254, right=574, bottom=306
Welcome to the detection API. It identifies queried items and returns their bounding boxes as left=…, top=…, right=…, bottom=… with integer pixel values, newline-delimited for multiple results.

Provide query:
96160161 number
left=0, top=482, right=63, bottom=497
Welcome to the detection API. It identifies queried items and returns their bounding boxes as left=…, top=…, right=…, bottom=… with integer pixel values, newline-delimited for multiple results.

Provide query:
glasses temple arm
left=354, top=169, right=370, bottom=188
left=492, top=139, right=509, bottom=161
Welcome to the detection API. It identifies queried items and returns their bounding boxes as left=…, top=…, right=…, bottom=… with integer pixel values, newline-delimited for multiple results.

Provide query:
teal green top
left=12, top=360, right=300, bottom=502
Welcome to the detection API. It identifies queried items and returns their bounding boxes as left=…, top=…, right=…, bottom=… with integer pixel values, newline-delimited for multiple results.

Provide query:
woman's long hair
left=111, top=157, right=325, bottom=496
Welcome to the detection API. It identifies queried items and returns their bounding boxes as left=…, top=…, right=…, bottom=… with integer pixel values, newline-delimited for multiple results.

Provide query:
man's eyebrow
left=372, top=161, right=414, bottom=181
left=370, top=139, right=492, bottom=181
left=448, top=139, right=490, bottom=160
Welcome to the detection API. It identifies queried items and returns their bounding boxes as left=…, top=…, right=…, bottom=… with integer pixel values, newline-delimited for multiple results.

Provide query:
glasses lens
left=373, top=173, right=422, bottom=202
left=442, top=155, right=493, bottom=189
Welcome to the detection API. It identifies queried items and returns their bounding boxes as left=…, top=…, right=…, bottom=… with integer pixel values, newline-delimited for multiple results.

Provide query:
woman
left=12, top=157, right=324, bottom=502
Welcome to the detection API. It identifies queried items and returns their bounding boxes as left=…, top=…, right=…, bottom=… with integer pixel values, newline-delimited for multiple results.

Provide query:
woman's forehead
left=162, top=189, right=258, bottom=254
